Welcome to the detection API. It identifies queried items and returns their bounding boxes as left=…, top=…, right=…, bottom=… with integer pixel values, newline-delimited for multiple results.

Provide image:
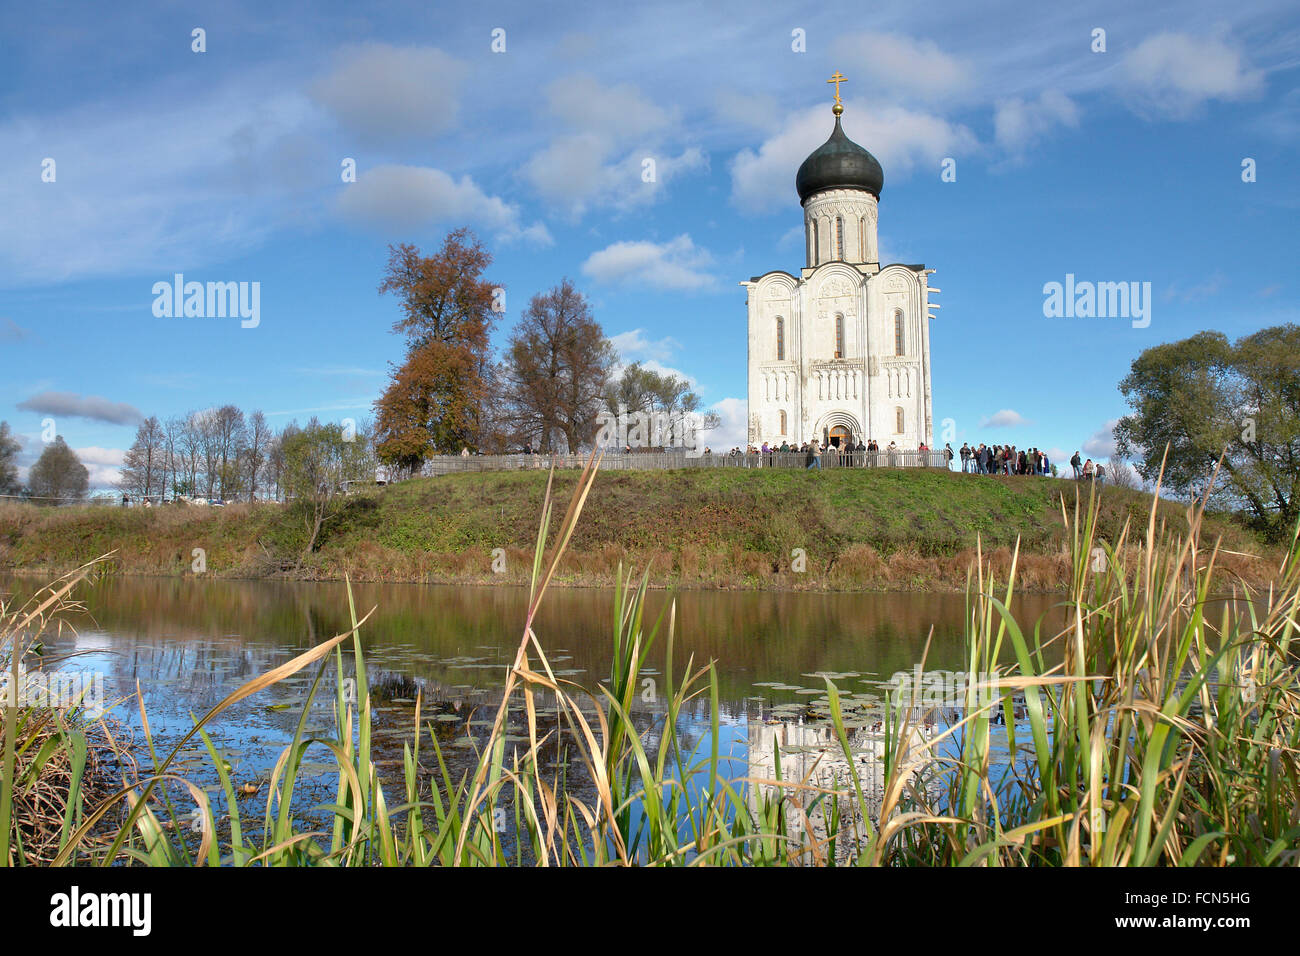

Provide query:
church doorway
left=829, top=426, right=852, bottom=448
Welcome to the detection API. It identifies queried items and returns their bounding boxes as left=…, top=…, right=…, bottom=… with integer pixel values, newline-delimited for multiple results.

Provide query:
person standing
left=1070, top=451, right=1082, bottom=479
left=806, top=439, right=822, bottom=470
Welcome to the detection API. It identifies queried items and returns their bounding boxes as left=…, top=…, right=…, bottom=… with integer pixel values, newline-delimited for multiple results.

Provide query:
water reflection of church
left=745, top=716, right=939, bottom=864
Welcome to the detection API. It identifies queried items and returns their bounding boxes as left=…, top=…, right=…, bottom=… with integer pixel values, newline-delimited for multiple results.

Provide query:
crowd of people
left=703, top=439, right=1106, bottom=480
left=957, top=444, right=1105, bottom=481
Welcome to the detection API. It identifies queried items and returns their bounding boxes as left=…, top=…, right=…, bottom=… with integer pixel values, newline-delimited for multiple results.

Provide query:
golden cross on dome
left=827, top=71, right=847, bottom=109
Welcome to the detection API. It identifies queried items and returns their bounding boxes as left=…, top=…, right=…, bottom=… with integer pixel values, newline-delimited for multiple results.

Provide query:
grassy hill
left=0, top=467, right=1277, bottom=591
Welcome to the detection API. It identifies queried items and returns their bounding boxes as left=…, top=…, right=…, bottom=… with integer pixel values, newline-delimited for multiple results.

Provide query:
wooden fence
left=422, top=448, right=952, bottom=475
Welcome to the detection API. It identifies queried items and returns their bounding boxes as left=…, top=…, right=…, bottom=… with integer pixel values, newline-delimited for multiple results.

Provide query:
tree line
left=0, top=411, right=378, bottom=506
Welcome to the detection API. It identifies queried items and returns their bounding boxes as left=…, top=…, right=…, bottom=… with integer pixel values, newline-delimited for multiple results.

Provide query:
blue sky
left=1, top=0, right=1297, bottom=487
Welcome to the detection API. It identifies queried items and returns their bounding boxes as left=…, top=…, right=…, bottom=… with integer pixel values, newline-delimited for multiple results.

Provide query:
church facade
left=743, top=80, right=937, bottom=451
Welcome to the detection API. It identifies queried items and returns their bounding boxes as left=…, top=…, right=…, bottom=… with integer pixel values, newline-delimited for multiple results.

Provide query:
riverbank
left=0, top=468, right=1279, bottom=591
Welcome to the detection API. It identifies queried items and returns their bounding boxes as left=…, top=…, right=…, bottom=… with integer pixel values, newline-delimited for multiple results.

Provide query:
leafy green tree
left=27, top=436, right=89, bottom=503
left=603, top=362, right=719, bottom=446
left=281, top=418, right=374, bottom=561
left=1115, top=324, right=1300, bottom=534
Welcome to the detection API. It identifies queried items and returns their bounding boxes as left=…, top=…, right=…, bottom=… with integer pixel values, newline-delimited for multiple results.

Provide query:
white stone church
left=743, top=81, right=937, bottom=451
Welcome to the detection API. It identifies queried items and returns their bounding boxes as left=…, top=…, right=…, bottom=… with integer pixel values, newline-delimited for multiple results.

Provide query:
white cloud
left=581, top=235, right=716, bottom=291
left=1119, top=32, right=1265, bottom=117
left=979, top=409, right=1032, bottom=428
left=523, top=75, right=705, bottom=217
left=74, top=446, right=126, bottom=467
left=524, top=141, right=706, bottom=218
left=830, top=32, right=973, bottom=103
left=73, top=447, right=126, bottom=489
left=993, top=90, right=1079, bottom=156
left=608, top=329, right=682, bottom=364
left=704, top=397, right=748, bottom=450
left=310, top=44, right=465, bottom=144
left=337, top=164, right=551, bottom=246
left=1082, top=419, right=1120, bottom=459
left=730, top=101, right=977, bottom=213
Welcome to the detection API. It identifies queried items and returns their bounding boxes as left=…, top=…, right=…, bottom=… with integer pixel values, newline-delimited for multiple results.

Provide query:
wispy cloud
left=1163, top=271, right=1227, bottom=303
left=993, top=90, right=1079, bottom=158
left=0, top=318, right=33, bottom=342
left=266, top=398, right=378, bottom=418
left=295, top=366, right=387, bottom=377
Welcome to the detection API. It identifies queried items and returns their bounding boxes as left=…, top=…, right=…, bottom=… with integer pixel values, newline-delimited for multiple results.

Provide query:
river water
left=2, top=574, right=1068, bottom=852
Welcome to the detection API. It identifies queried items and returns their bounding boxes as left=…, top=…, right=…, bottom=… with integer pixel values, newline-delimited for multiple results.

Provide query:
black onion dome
left=795, top=115, right=884, bottom=203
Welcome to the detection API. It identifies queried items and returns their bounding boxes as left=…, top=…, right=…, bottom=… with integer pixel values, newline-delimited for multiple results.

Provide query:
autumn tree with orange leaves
left=373, top=230, right=499, bottom=472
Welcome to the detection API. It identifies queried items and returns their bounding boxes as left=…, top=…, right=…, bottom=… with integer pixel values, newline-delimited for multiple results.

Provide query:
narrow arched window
left=779, top=410, right=787, bottom=435
left=812, top=220, right=819, bottom=265
left=894, top=310, right=905, bottom=356
left=834, top=314, right=844, bottom=359
left=896, top=407, right=905, bottom=434
left=859, top=217, right=865, bottom=261
left=775, top=316, right=785, bottom=361
left=835, top=216, right=844, bottom=260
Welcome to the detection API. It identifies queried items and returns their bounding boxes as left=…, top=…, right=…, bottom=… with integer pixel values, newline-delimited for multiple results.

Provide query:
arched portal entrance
left=814, top=411, right=862, bottom=449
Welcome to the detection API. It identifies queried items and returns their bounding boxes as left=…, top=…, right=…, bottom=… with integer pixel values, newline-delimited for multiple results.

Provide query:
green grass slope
left=0, top=468, right=1274, bottom=591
